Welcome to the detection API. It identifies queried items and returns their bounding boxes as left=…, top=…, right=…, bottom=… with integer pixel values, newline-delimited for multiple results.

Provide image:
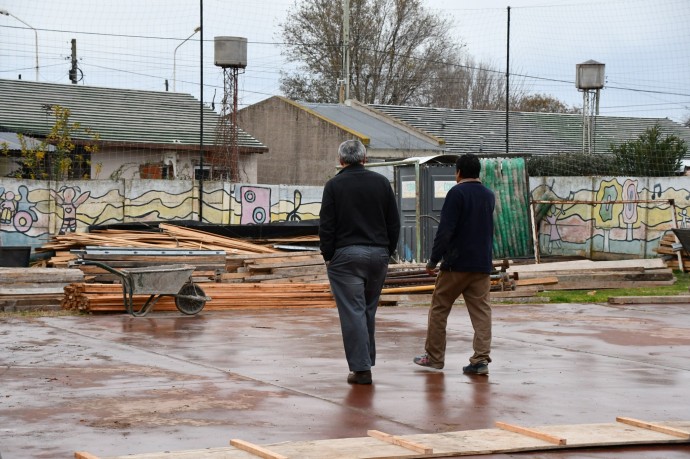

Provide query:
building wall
left=237, top=98, right=350, bottom=186
left=92, top=148, right=258, bottom=182
left=2, top=175, right=690, bottom=263
left=530, top=176, right=690, bottom=259
left=0, top=177, right=322, bottom=253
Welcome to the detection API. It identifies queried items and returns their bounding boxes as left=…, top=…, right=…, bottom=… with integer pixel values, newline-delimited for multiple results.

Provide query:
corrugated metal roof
left=369, top=104, right=690, bottom=156
left=302, top=102, right=443, bottom=152
left=0, top=79, right=266, bottom=150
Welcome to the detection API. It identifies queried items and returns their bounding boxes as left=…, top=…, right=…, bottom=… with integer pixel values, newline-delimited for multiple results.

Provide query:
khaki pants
left=424, top=270, right=492, bottom=367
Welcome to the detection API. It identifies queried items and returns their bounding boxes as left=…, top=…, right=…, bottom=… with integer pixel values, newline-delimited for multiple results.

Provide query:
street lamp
left=0, top=9, right=39, bottom=81
left=173, top=26, right=200, bottom=92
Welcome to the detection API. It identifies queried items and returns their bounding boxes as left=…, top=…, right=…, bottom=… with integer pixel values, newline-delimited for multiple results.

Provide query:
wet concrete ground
left=1, top=301, right=689, bottom=459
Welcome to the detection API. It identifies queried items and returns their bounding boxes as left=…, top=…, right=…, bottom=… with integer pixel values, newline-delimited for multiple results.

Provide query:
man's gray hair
left=338, top=139, right=366, bottom=165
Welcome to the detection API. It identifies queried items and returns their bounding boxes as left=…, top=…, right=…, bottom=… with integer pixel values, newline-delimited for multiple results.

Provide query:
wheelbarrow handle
left=73, top=259, right=127, bottom=279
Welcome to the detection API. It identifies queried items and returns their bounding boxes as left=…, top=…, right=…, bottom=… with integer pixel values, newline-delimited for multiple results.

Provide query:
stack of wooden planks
left=39, top=223, right=279, bottom=268
left=656, top=230, right=690, bottom=271
left=62, top=282, right=335, bottom=313
left=222, top=250, right=327, bottom=283
left=507, top=258, right=675, bottom=290
left=1, top=267, right=84, bottom=312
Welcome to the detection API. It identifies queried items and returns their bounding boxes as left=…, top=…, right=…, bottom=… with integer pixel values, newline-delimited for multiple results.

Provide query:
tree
left=609, top=124, right=687, bottom=176
left=5, top=105, right=99, bottom=180
left=422, top=56, right=530, bottom=110
left=527, top=152, right=619, bottom=177
left=279, top=0, right=573, bottom=112
left=280, top=0, right=463, bottom=105
left=513, top=93, right=580, bottom=114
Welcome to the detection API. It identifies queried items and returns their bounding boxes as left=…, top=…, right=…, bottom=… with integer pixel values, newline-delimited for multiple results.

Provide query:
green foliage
left=527, top=124, right=688, bottom=177
left=609, top=123, right=687, bottom=177
left=6, top=105, right=99, bottom=180
left=527, top=152, right=619, bottom=176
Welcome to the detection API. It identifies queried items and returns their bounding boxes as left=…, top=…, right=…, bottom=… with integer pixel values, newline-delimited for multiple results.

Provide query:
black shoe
left=347, top=370, right=372, bottom=385
left=462, top=362, right=489, bottom=375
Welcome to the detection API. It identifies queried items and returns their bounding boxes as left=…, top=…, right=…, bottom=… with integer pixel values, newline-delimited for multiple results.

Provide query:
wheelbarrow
left=77, top=261, right=211, bottom=317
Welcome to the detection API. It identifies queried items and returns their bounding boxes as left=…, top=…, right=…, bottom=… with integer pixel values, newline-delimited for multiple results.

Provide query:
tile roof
left=369, top=104, right=690, bottom=156
left=0, top=79, right=266, bottom=150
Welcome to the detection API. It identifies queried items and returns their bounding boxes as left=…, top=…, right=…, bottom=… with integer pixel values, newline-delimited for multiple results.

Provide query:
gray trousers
left=327, top=245, right=390, bottom=372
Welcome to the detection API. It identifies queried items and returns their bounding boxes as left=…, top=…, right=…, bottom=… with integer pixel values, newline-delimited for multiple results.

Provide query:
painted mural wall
left=530, top=176, right=690, bottom=259
left=0, top=178, right=322, bottom=254
left=2, top=176, right=689, bottom=262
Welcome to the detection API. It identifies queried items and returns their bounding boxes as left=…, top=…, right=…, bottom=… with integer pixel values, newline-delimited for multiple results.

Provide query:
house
left=237, top=96, right=444, bottom=186
left=369, top=104, right=690, bottom=157
left=239, top=96, right=690, bottom=185
left=0, top=79, right=267, bottom=181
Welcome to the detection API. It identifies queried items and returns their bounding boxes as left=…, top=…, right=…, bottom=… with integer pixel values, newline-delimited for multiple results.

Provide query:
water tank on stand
left=214, top=36, right=247, bottom=68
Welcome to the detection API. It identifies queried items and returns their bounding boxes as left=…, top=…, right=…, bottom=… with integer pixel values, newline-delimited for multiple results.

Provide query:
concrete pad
left=1, top=302, right=689, bottom=458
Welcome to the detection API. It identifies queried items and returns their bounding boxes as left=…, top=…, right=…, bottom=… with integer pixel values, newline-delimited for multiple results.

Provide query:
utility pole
left=69, top=39, right=78, bottom=84
left=505, top=6, right=510, bottom=155
left=342, top=0, right=350, bottom=102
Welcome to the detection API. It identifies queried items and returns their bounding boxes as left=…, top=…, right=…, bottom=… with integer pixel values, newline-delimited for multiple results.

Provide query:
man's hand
left=425, top=263, right=438, bottom=277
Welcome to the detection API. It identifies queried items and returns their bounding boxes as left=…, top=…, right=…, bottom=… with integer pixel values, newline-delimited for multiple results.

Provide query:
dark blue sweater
left=428, top=180, right=495, bottom=273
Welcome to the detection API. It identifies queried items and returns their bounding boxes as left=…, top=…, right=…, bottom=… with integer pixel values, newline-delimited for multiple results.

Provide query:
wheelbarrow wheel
left=175, top=282, right=206, bottom=315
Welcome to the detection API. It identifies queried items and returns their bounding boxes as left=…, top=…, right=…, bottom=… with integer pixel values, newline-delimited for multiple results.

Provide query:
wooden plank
left=495, top=421, right=567, bottom=445
left=515, top=277, right=558, bottom=286
left=381, top=285, right=435, bottom=294
left=0, top=287, right=67, bottom=295
left=245, top=259, right=326, bottom=270
left=549, top=279, right=676, bottom=290
left=229, top=439, right=287, bottom=459
left=367, top=429, right=433, bottom=454
left=0, top=267, right=84, bottom=283
left=608, top=295, right=690, bottom=305
left=507, top=258, right=666, bottom=274
left=616, top=416, right=690, bottom=439
left=75, top=452, right=102, bottom=459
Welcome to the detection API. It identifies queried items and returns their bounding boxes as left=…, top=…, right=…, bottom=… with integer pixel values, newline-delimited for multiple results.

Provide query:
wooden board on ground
left=508, top=258, right=666, bottom=274
left=608, top=295, right=690, bottom=304
left=76, top=419, right=690, bottom=459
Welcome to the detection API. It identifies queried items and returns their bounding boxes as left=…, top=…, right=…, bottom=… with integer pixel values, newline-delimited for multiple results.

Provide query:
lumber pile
left=656, top=231, right=690, bottom=271
left=1, top=267, right=84, bottom=312
left=62, top=282, right=335, bottom=313
left=222, top=251, right=327, bottom=283
left=508, top=258, right=675, bottom=290
left=38, top=223, right=278, bottom=268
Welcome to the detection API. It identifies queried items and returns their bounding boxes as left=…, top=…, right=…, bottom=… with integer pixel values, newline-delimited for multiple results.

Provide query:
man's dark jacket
left=319, top=163, right=400, bottom=262
left=428, top=180, right=495, bottom=273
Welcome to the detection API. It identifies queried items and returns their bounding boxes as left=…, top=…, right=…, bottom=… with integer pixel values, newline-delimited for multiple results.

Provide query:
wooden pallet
left=75, top=417, right=689, bottom=459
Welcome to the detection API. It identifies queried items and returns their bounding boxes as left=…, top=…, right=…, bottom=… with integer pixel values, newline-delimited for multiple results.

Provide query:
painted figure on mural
left=50, top=186, right=90, bottom=235
left=0, top=189, right=18, bottom=224
left=545, top=206, right=563, bottom=253
left=680, top=209, right=690, bottom=229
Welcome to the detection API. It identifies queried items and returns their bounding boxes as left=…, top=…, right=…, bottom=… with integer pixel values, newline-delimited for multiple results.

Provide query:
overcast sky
left=1, top=0, right=688, bottom=123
